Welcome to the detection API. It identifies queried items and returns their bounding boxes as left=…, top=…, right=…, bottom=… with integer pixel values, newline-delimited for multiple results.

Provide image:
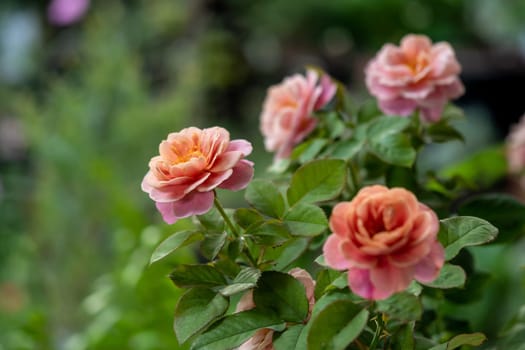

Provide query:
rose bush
left=141, top=126, right=253, bottom=224
left=260, top=69, right=336, bottom=159
left=323, top=185, right=444, bottom=300
left=365, top=34, right=464, bottom=122
left=143, top=35, right=519, bottom=350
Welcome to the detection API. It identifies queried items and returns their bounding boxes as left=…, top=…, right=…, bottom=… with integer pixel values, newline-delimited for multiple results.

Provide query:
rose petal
left=369, top=262, right=413, bottom=300
left=171, top=191, right=215, bottom=218
left=414, top=241, right=445, bottom=283
left=378, top=98, right=417, bottom=116
left=227, top=139, right=253, bottom=156
left=323, top=235, right=353, bottom=270
left=347, top=268, right=374, bottom=299
left=218, top=159, right=254, bottom=191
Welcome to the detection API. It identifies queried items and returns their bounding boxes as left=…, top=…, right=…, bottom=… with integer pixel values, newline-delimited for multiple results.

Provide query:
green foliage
left=307, top=300, right=369, bottom=350
left=422, top=264, right=466, bottom=289
left=150, top=230, right=203, bottom=264
left=191, top=310, right=286, bottom=350
left=438, top=216, right=499, bottom=260
left=253, top=271, right=309, bottom=322
left=287, top=159, right=346, bottom=205
left=174, top=288, right=229, bottom=344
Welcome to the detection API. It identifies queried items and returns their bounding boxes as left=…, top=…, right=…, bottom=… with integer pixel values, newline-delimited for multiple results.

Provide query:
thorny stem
left=213, top=193, right=258, bottom=267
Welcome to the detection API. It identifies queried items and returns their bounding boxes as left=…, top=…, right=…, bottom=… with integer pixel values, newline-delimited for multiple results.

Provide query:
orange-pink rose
left=323, top=185, right=444, bottom=300
left=236, top=268, right=316, bottom=350
left=365, top=34, right=464, bottom=122
left=260, top=69, right=336, bottom=159
left=141, top=126, right=253, bottom=224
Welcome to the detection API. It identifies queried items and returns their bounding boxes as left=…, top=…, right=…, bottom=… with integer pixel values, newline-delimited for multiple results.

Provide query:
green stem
left=214, top=195, right=240, bottom=238
left=213, top=193, right=257, bottom=267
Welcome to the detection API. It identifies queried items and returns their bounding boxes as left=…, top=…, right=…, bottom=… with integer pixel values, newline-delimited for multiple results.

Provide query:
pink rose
left=236, top=268, right=316, bottom=350
left=260, top=69, right=336, bottom=159
left=141, top=127, right=254, bottom=224
left=48, top=0, right=90, bottom=26
left=507, top=115, right=525, bottom=176
left=365, top=34, right=464, bottom=122
left=323, top=185, right=444, bottom=300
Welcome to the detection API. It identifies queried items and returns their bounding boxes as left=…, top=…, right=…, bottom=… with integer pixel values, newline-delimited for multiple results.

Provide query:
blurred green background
left=0, top=0, right=524, bottom=349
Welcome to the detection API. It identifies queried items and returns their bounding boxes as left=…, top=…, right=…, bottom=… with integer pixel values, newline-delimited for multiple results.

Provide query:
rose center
left=172, top=143, right=204, bottom=164
left=406, top=51, right=430, bottom=75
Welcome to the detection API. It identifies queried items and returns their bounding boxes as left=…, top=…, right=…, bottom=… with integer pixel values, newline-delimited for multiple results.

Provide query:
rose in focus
left=236, top=268, right=316, bottom=350
left=365, top=34, right=464, bottom=122
left=323, top=185, right=444, bottom=300
left=260, top=69, right=336, bottom=159
left=141, top=127, right=253, bottom=224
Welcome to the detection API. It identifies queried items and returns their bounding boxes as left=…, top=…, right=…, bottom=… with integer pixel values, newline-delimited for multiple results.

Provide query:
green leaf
left=219, top=267, right=261, bottom=296
left=295, top=138, right=328, bottom=163
left=234, top=208, right=264, bottom=229
left=200, top=232, right=227, bottom=260
left=366, top=116, right=416, bottom=167
left=376, top=292, right=422, bottom=321
left=438, top=216, right=499, bottom=260
left=331, top=139, right=364, bottom=160
left=440, top=145, right=506, bottom=189
left=369, top=133, right=416, bottom=167
left=273, top=324, right=305, bottom=350
left=314, top=269, right=343, bottom=299
left=307, top=300, right=369, bottom=350
left=421, top=264, right=466, bottom=289
left=428, top=332, right=486, bottom=350
left=245, top=179, right=286, bottom=218
left=458, top=193, right=525, bottom=243
left=284, top=203, right=328, bottom=237
left=253, top=271, right=309, bottom=322
left=170, top=264, right=226, bottom=288
left=197, top=208, right=224, bottom=232
left=272, top=238, right=309, bottom=271
left=174, top=288, right=229, bottom=344
left=150, top=230, right=203, bottom=264
left=191, top=310, right=285, bottom=350
left=367, top=115, right=411, bottom=139
left=246, top=221, right=290, bottom=245
left=392, top=323, right=415, bottom=350
left=357, top=99, right=382, bottom=123
left=287, top=159, right=346, bottom=206
left=425, top=121, right=464, bottom=143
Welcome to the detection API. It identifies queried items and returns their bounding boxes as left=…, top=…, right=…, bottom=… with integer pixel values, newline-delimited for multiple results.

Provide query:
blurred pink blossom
left=323, top=185, right=444, bottom=300
left=260, top=69, right=336, bottom=159
left=365, top=34, right=464, bottom=122
left=507, top=115, right=525, bottom=175
left=141, top=127, right=253, bottom=224
left=48, top=0, right=90, bottom=26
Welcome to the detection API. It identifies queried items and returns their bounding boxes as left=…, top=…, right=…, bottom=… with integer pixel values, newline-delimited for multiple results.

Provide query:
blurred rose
left=48, top=0, right=90, bottom=26
left=365, top=34, right=464, bottom=122
left=236, top=268, right=315, bottom=349
left=323, top=185, right=444, bottom=300
left=141, top=127, right=253, bottom=224
left=260, top=69, right=336, bottom=159
left=507, top=115, right=525, bottom=177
